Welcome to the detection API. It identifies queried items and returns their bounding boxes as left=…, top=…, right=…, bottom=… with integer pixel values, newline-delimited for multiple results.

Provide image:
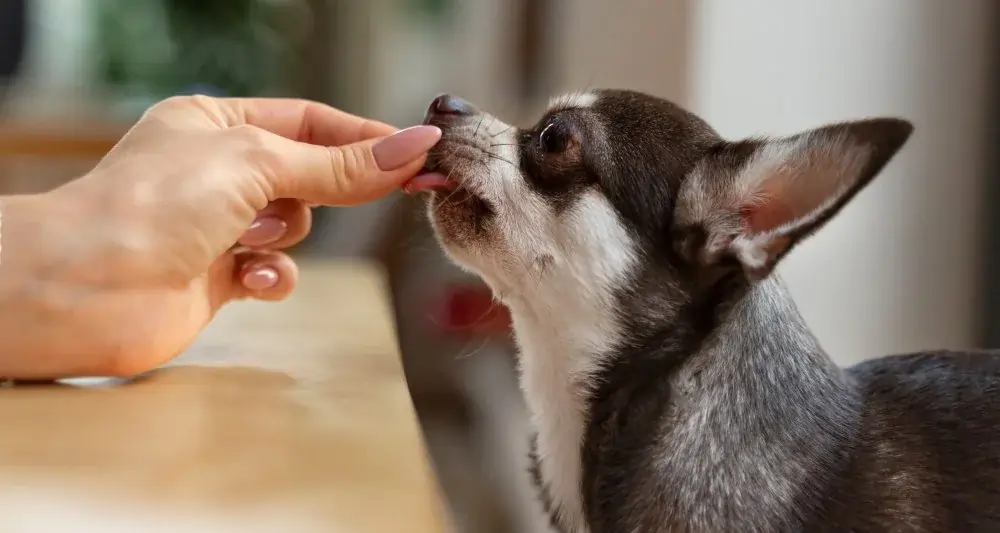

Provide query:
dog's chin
left=426, top=183, right=493, bottom=252
left=415, top=153, right=495, bottom=251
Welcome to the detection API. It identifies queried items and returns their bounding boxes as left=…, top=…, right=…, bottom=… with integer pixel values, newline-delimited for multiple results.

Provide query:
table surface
left=0, top=121, right=125, bottom=158
left=0, top=261, right=451, bottom=533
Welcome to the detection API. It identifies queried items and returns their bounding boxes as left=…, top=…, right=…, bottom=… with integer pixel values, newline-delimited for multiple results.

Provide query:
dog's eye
left=538, top=121, right=570, bottom=154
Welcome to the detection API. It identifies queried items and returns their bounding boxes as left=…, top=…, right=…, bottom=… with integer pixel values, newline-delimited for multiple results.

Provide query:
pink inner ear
left=739, top=157, right=840, bottom=235
left=741, top=202, right=793, bottom=234
left=740, top=181, right=796, bottom=234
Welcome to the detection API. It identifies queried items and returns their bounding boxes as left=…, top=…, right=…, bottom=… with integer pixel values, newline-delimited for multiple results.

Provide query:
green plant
left=95, top=0, right=302, bottom=99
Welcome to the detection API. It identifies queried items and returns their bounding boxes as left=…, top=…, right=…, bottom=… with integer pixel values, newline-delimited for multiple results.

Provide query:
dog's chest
left=520, top=345, right=591, bottom=533
left=515, top=316, right=615, bottom=533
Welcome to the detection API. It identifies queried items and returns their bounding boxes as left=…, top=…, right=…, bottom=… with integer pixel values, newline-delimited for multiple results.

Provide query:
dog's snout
left=428, top=94, right=478, bottom=118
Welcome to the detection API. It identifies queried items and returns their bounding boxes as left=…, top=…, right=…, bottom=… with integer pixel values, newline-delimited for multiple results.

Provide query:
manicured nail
left=240, top=217, right=287, bottom=246
left=242, top=266, right=279, bottom=291
left=372, top=125, right=442, bottom=171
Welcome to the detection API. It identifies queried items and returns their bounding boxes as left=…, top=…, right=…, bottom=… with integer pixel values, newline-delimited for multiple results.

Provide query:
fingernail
left=241, top=217, right=287, bottom=246
left=242, top=266, right=279, bottom=291
left=372, top=125, right=442, bottom=171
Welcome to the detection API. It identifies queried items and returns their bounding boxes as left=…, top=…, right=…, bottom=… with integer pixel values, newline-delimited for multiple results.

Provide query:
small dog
left=407, top=90, right=1000, bottom=533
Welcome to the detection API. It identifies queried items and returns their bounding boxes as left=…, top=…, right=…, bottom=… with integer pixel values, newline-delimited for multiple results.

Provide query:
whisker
left=483, top=152, right=518, bottom=168
left=431, top=149, right=466, bottom=206
left=448, top=138, right=488, bottom=151
left=489, top=143, right=526, bottom=148
left=490, top=124, right=515, bottom=138
left=473, top=113, right=487, bottom=137
left=455, top=336, right=493, bottom=360
left=479, top=115, right=497, bottom=139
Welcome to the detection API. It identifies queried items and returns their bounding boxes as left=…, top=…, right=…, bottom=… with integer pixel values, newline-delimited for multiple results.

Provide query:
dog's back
left=808, top=351, right=1000, bottom=531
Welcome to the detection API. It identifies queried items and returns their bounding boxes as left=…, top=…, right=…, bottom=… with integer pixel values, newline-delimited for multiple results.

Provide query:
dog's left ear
left=675, top=118, right=913, bottom=279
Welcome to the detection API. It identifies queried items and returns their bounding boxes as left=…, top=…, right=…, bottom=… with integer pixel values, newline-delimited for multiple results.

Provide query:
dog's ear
left=674, top=118, right=912, bottom=279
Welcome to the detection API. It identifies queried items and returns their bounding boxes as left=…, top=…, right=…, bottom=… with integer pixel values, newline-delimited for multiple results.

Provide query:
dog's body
left=576, top=275, right=1000, bottom=533
left=412, top=89, right=1000, bottom=532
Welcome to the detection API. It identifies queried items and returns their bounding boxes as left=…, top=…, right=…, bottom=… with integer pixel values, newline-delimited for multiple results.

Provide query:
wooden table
left=0, top=121, right=125, bottom=195
left=0, top=121, right=125, bottom=158
left=0, top=261, right=452, bottom=533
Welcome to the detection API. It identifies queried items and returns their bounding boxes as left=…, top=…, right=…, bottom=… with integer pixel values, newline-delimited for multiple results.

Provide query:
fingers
left=207, top=250, right=299, bottom=313
left=231, top=250, right=299, bottom=302
left=238, top=198, right=312, bottom=249
left=153, top=95, right=441, bottom=205
left=181, top=96, right=399, bottom=145
left=251, top=125, right=441, bottom=206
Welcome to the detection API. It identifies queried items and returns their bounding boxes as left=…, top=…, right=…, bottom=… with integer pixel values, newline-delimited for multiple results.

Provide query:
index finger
left=217, top=97, right=398, bottom=146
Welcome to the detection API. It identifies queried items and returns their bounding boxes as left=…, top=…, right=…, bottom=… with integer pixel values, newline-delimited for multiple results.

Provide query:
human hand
left=0, top=96, right=440, bottom=379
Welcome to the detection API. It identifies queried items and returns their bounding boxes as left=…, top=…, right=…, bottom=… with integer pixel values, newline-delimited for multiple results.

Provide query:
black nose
left=428, top=94, right=477, bottom=117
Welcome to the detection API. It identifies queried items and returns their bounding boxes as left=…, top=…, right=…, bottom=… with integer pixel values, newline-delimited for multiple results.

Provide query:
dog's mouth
left=403, top=157, right=458, bottom=194
left=406, top=157, right=495, bottom=224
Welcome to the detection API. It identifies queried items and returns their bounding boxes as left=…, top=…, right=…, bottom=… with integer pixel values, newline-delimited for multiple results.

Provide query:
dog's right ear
left=674, top=118, right=912, bottom=280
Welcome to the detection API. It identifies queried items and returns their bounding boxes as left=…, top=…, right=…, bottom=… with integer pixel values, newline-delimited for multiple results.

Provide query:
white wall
left=551, top=0, right=691, bottom=106
left=5, top=0, right=101, bottom=120
left=689, top=0, right=996, bottom=363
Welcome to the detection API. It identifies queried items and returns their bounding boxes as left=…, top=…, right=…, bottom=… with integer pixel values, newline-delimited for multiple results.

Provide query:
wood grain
left=0, top=260, right=452, bottom=533
left=0, top=122, right=123, bottom=158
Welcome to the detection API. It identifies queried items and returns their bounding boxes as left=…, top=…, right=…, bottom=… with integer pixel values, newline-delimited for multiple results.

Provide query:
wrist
left=0, top=193, right=102, bottom=378
left=0, top=193, right=56, bottom=294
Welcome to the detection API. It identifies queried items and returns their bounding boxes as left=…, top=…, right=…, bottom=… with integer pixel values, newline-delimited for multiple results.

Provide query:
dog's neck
left=502, top=258, right=632, bottom=533
left=506, top=273, right=862, bottom=533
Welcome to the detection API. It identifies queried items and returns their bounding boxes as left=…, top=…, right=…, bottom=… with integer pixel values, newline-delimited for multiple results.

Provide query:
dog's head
left=411, top=90, right=911, bottom=316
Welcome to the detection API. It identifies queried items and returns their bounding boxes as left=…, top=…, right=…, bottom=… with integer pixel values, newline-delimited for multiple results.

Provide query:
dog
left=404, top=89, right=1000, bottom=532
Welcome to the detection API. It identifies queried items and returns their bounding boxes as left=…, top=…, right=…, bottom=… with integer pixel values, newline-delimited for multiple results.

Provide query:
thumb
left=256, top=125, right=441, bottom=206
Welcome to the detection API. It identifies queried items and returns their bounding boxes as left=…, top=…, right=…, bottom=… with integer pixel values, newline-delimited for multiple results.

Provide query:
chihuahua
left=406, top=90, right=1000, bottom=533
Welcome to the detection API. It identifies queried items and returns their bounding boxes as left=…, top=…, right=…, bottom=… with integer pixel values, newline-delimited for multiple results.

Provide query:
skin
left=0, top=95, right=442, bottom=380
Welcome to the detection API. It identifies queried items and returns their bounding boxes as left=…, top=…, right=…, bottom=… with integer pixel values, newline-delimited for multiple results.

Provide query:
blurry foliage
left=94, top=0, right=308, bottom=108
left=405, top=0, right=454, bottom=24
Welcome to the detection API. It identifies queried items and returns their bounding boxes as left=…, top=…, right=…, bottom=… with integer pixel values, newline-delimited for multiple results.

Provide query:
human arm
left=0, top=96, right=440, bottom=379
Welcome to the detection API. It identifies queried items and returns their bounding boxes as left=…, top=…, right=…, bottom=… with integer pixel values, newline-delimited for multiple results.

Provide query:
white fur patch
left=430, top=108, right=637, bottom=533
left=510, top=193, right=636, bottom=533
left=548, top=92, right=599, bottom=113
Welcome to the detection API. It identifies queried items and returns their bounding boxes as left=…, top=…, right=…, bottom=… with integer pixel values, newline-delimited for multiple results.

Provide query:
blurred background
left=0, top=1, right=997, bottom=531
